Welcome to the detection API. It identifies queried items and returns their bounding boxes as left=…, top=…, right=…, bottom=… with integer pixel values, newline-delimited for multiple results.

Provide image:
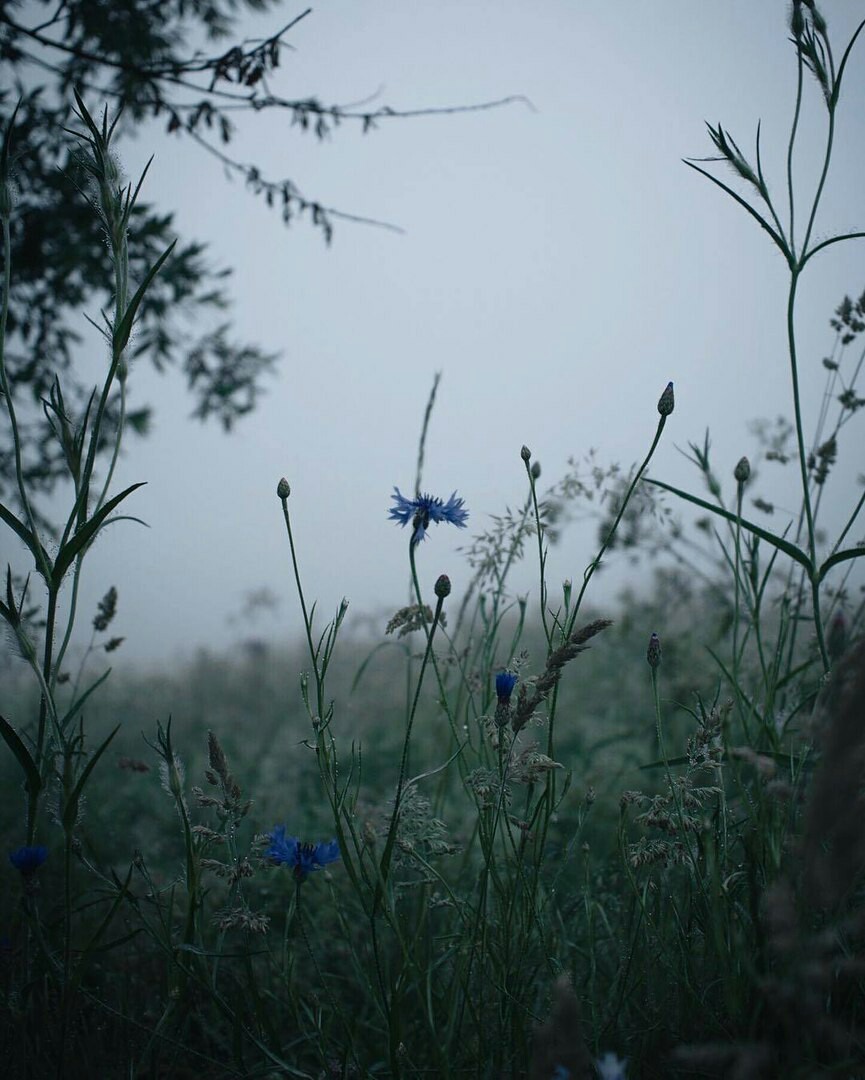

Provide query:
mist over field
left=2, top=4, right=865, bottom=1077
left=7, top=0, right=861, bottom=669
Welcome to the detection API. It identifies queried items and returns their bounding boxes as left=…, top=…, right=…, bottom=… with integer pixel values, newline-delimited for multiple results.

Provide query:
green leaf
left=59, top=669, right=112, bottom=730
left=644, top=477, right=813, bottom=573
left=351, top=640, right=406, bottom=693
left=0, top=100, right=20, bottom=181
left=68, top=863, right=136, bottom=998
left=0, top=501, right=52, bottom=577
left=775, top=656, right=818, bottom=690
left=62, top=724, right=120, bottom=833
left=705, top=646, right=765, bottom=729
left=683, top=158, right=790, bottom=261
left=82, top=927, right=144, bottom=956
left=72, top=89, right=102, bottom=143
left=94, top=514, right=150, bottom=532
left=0, top=713, right=42, bottom=798
left=800, top=231, right=865, bottom=268
left=51, top=482, right=146, bottom=589
left=114, top=241, right=177, bottom=356
left=818, top=545, right=865, bottom=582
left=640, top=755, right=690, bottom=770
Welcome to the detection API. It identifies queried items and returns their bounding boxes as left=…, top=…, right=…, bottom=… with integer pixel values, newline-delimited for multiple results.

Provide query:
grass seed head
left=791, top=0, right=805, bottom=38
left=386, top=603, right=446, bottom=636
left=803, top=0, right=827, bottom=35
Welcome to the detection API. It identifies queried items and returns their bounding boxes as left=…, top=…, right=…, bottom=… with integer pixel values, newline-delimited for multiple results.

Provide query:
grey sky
left=10, top=2, right=865, bottom=666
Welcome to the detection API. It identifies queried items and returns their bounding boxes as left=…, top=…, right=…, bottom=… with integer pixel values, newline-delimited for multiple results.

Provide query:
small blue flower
left=495, top=670, right=518, bottom=705
left=8, top=846, right=47, bottom=875
left=595, top=1051, right=628, bottom=1080
left=265, top=826, right=340, bottom=882
left=389, top=488, right=469, bottom=545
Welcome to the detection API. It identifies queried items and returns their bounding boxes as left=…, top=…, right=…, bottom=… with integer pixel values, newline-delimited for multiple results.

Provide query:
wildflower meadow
left=2, top=5, right=865, bottom=1078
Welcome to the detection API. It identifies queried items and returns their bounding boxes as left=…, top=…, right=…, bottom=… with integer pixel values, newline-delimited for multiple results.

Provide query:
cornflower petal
left=264, top=825, right=298, bottom=866
left=389, top=488, right=469, bottom=545
left=265, top=826, right=341, bottom=882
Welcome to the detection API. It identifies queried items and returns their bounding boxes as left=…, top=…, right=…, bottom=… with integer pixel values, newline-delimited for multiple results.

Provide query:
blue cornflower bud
left=434, top=574, right=451, bottom=599
left=494, top=670, right=518, bottom=728
left=9, top=845, right=48, bottom=875
left=496, top=670, right=518, bottom=705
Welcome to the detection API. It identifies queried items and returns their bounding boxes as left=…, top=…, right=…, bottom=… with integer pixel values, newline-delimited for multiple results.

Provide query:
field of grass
left=2, top=6, right=865, bottom=1078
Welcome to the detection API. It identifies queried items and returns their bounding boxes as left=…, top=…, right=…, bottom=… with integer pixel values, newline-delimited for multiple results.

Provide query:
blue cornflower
left=595, top=1052, right=628, bottom=1080
left=495, top=670, right=518, bottom=705
left=8, top=845, right=48, bottom=875
left=265, top=826, right=340, bottom=882
left=389, top=488, right=469, bottom=545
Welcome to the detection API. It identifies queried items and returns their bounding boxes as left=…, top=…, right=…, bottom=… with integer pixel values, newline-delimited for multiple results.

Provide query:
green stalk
left=786, top=271, right=829, bottom=670
left=94, top=206, right=130, bottom=515
left=732, top=479, right=752, bottom=743
left=651, top=665, right=701, bottom=884
left=379, top=559, right=445, bottom=890
left=407, top=541, right=463, bottom=748
left=280, top=492, right=325, bottom=719
left=524, top=454, right=551, bottom=649
left=831, top=484, right=865, bottom=555
left=294, top=883, right=360, bottom=1073
left=565, top=411, right=668, bottom=641
left=34, top=587, right=59, bottom=797
left=55, top=184, right=131, bottom=683
left=785, top=38, right=804, bottom=259
left=482, top=487, right=532, bottom=683
left=0, top=218, right=51, bottom=582
left=799, top=92, right=836, bottom=260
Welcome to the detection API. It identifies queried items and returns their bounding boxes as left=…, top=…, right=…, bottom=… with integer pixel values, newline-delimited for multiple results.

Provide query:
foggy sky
left=7, top=2, right=865, bottom=668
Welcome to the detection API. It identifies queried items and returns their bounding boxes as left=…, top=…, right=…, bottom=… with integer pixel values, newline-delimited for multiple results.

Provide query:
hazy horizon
left=4, top=1, right=865, bottom=669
